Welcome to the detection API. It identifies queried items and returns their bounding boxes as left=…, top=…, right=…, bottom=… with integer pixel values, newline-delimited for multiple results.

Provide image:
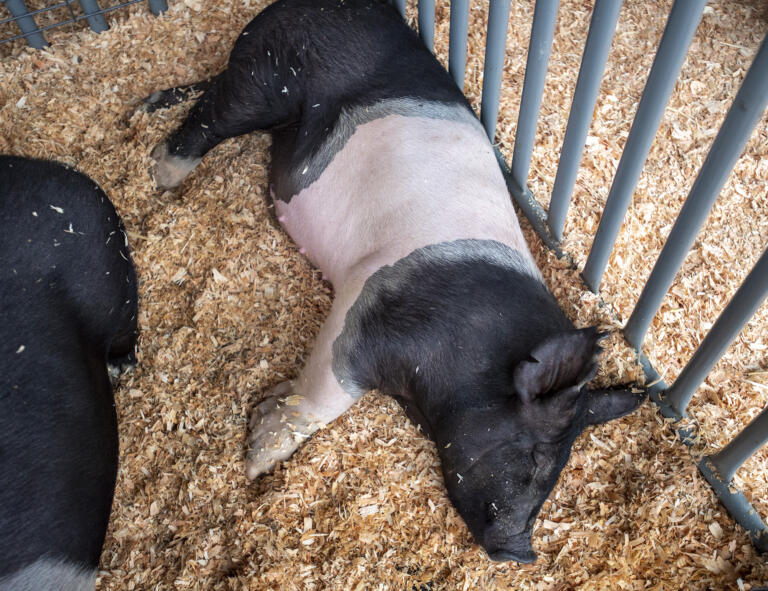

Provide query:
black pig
left=0, top=156, right=138, bottom=589
left=147, top=0, right=645, bottom=562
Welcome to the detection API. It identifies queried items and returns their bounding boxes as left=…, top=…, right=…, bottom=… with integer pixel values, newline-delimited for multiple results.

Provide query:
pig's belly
left=274, top=114, right=533, bottom=287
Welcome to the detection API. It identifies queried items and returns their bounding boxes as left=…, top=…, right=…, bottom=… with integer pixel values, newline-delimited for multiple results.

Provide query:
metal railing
left=0, top=0, right=167, bottom=48
left=393, top=0, right=768, bottom=552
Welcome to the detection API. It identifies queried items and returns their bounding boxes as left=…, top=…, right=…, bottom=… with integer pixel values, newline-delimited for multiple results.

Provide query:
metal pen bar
left=624, top=32, right=768, bottom=350
left=79, top=0, right=108, bottom=33
left=581, top=0, right=706, bottom=292
left=448, top=0, right=470, bottom=89
left=480, top=0, right=514, bottom=141
left=418, top=0, right=435, bottom=52
left=661, top=246, right=768, bottom=418
left=4, top=0, right=47, bottom=48
left=497, top=147, right=564, bottom=255
left=709, top=405, right=768, bottom=484
left=699, top=454, right=768, bottom=552
left=147, top=0, right=167, bottom=16
left=508, top=0, right=559, bottom=178
left=547, top=0, right=622, bottom=242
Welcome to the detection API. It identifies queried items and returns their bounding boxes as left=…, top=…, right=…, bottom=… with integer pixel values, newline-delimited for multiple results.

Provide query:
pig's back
left=0, top=157, right=129, bottom=580
left=274, top=101, right=535, bottom=286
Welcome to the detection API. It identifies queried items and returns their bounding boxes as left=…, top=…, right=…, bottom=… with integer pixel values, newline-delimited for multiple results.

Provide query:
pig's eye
left=485, top=501, right=500, bottom=524
left=532, top=445, right=552, bottom=471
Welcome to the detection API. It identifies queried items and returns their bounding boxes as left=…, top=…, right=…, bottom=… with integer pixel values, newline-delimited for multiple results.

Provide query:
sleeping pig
left=147, top=0, right=645, bottom=563
left=0, top=156, right=138, bottom=589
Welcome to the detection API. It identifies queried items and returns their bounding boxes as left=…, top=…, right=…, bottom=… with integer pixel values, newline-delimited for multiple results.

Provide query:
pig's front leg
left=246, top=284, right=364, bottom=480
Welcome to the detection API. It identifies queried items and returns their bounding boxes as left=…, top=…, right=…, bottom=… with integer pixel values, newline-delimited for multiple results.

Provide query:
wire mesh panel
left=0, top=0, right=166, bottom=48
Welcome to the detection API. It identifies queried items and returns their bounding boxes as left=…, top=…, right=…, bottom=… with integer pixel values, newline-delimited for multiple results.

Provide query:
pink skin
left=246, top=114, right=537, bottom=479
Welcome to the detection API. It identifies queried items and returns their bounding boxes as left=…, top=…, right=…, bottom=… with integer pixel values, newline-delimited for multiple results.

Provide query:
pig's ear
left=582, top=386, right=647, bottom=426
left=513, top=328, right=605, bottom=403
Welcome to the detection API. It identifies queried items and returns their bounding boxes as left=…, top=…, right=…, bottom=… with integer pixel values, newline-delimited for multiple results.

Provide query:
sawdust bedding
left=0, top=0, right=767, bottom=588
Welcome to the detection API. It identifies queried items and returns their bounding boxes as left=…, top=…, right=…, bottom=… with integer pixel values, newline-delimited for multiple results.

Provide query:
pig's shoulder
left=331, top=239, right=555, bottom=398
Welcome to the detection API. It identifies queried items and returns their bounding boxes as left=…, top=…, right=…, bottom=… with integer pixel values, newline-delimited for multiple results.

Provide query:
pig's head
left=436, top=328, right=645, bottom=563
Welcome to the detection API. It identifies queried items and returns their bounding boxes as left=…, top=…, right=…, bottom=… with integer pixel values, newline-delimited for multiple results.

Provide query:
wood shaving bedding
left=0, top=0, right=766, bottom=588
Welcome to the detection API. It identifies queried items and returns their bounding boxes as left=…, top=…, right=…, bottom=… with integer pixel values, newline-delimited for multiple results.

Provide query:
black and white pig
left=147, top=0, right=645, bottom=563
left=0, top=156, right=138, bottom=590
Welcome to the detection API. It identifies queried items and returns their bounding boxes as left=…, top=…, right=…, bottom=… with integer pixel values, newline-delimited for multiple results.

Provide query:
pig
left=147, top=0, right=645, bottom=562
left=0, top=156, right=138, bottom=590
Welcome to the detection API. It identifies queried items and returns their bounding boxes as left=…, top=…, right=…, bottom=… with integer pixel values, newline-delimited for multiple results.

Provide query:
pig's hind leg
left=150, top=48, right=303, bottom=190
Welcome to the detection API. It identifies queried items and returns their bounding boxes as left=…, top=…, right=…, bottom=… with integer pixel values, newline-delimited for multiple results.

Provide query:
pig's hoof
left=245, top=381, right=321, bottom=480
left=149, top=144, right=200, bottom=191
left=129, top=91, right=167, bottom=117
left=135, top=89, right=174, bottom=114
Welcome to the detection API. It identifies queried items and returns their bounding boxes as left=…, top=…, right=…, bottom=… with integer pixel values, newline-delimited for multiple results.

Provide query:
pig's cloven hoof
left=130, top=91, right=165, bottom=116
left=136, top=90, right=169, bottom=114
left=245, top=381, right=323, bottom=480
left=149, top=144, right=200, bottom=191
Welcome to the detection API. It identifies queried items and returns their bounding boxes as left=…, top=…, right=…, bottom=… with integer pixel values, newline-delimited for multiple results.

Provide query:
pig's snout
left=484, top=531, right=537, bottom=564
left=480, top=508, right=537, bottom=563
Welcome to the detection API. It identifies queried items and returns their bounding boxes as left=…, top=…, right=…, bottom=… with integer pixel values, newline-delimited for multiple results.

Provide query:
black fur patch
left=158, top=0, right=474, bottom=201
left=331, top=239, right=571, bottom=431
left=0, top=156, right=137, bottom=575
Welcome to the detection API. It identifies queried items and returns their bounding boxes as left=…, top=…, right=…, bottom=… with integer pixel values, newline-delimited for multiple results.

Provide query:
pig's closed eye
left=532, top=445, right=553, bottom=474
left=485, top=500, right=500, bottom=524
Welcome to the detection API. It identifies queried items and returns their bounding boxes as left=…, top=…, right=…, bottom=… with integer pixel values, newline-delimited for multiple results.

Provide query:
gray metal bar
left=624, top=33, right=768, bottom=350
left=699, top=456, right=768, bottom=552
left=448, top=0, right=470, bottom=89
left=4, top=0, right=47, bottom=48
left=661, top=246, right=768, bottom=418
left=508, top=0, right=559, bottom=174
left=547, top=0, right=622, bottom=242
left=79, top=0, right=108, bottom=33
left=497, top=147, right=564, bottom=256
left=418, top=0, right=435, bottom=53
left=581, top=0, right=706, bottom=292
left=703, top=406, right=768, bottom=554
left=147, top=0, right=167, bottom=16
left=0, top=1, right=70, bottom=26
left=480, top=0, right=515, bottom=141
left=709, top=405, right=768, bottom=483
left=392, top=0, right=406, bottom=20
